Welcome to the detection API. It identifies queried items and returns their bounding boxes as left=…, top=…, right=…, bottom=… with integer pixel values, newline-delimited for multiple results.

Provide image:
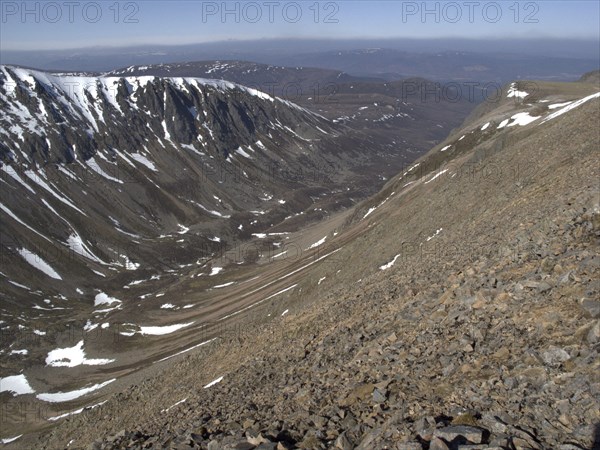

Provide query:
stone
left=372, top=388, right=387, bottom=403
left=429, top=436, right=450, bottom=450
left=208, top=441, right=221, bottom=450
left=580, top=299, right=600, bottom=318
left=541, top=346, right=571, bottom=366
left=587, top=320, right=600, bottom=344
left=246, top=432, right=269, bottom=446
left=334, top=431, right=353, bottom=450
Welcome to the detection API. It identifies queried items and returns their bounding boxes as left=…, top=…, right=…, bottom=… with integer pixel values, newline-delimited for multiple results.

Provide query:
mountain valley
left=0, top=61, right=599, bottom=450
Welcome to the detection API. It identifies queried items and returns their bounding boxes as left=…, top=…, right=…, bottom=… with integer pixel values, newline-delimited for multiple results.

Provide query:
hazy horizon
left=1, top=1, right=599, bottom=51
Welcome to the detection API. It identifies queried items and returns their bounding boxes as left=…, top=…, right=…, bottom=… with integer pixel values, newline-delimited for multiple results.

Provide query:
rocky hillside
left=580, top=70, right=600, bottom=85
left=8, top=77, right=597, bottom=450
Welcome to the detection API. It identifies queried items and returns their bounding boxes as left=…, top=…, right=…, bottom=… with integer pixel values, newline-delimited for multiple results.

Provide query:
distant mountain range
left=4, top=38, right=598, bottom=82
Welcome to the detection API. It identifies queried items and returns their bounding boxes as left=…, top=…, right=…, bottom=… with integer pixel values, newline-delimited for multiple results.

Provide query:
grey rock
left=334, top=431, right=353, bottom=450
left=224, top=443, right=256, bottom=450
left=429, top=437, right=450, bottom=450
left=580, top=299, right=600, bottom=318
left=587, top=320, right=600, bottom=344
left=541, top=346, right=571, bottom=366
left=522, top=280, right=548, bottom=291
left=208, top=441, right=222, bottom=450
left=372, top=388, right=387, bottom=403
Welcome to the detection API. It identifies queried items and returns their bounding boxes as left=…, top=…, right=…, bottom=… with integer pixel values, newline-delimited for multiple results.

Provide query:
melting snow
left=213, top=281, right=236, bottom=289
left=235, top=146, right=252, bottom=158
left=161, top=398, right=187, bottom=413
left=203, top=376, right=224, bottom=389
left=139, top=322, right=194, bottom=336
left=306, top=236, right=327, bottom=250
left=94, top=292, right=121, bottom=307
left=480, top=122, right=490, bottom=131
left=45, top=341, right=115, bottom=367
left=548, top=101, right=573, bottom=110
left=47, top=400, right=107, bottom=421
left=24, top=170, right=84, bottom=212
left=1, top=435, right=23, bottom=444
left=210, top=267, right=223, bottom=276
left=1, top=165, right=36, bottom=193
left=542, top=92, right=600, bottom=123
left=507, top=83, right=528, bottom=99
left=8, top=280, right=30, bottom=290
left=426, top=228, right=443, bottom=241
left=66, top=232, right=105, bottom=264
left=424, top=169, right=449, bottom=184
left=36, top=379, right=115, bottom=402
left=157, top=338, right=216, bottom=362
left=9, top=349, right=28, bottom=355
left=17, top=248, right=62, bottom=279
left=86, top=158, right=123, bottom=184
left=380, top=254, right=400, bottom=271
left=497, top=118, right=510, bottom=129
left=130, top=153, right=158, bottom=172
left=0, top=374, right=35, bottom=395
left=507, top=112, right=540, bottom=127
left=363, top=207, right=377, bottom=219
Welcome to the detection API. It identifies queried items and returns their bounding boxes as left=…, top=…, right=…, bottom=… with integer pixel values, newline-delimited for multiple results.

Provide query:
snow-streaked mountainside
left=0, top=64, right=389, bottom=299
left=1, top=64, right=333, bottom=164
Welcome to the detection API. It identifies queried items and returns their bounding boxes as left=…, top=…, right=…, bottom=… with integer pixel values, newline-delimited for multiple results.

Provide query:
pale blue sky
left=1, top=1, right=599, bottom=50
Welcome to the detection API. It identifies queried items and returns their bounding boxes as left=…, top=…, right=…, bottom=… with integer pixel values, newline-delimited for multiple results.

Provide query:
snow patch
left=45, top=341, right=115, bottom=367
left=507, top=83, right=528, bottom=99
left=424, top=169, right=449, bottom=184
left=542, top=92, right=600, bottom=123
left=17, top=248, right=61, bottom=279
left=380, top=255, right=400, bottom=271
left=0, top=374, right=35, bottom=395
left=37, top=379, right=115, bottom=402
left=203, top=376, right=224, bottom=389
left=139, top=322, right=194, bottom=336
left=94, top=292, right=121, bottom=307
left=306, top=236, right=327, bottom=250
left=47, top=400, right=107, bottom=421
